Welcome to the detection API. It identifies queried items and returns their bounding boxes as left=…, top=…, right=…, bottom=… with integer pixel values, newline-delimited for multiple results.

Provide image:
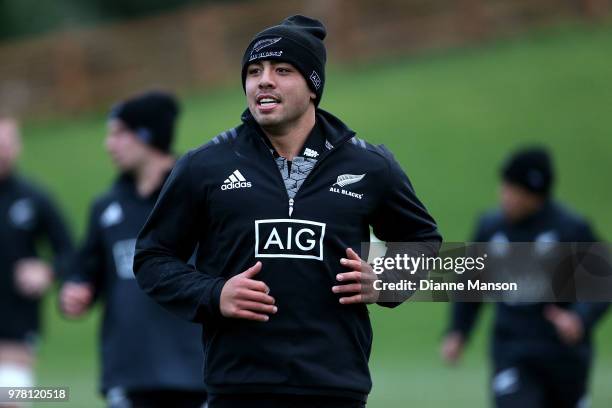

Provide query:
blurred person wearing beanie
left=134, top=15, right=441, bottom=408
left=499, top=147, right=554, bottom=221
left=59, top=92, right=207, bottom=408
left=0, top=118, right=73, bottom=399
left=441, top=147, right=608, bottom=408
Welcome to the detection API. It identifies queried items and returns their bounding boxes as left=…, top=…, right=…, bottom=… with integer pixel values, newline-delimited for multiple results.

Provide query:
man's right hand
left=60, top=282, right=94, bottom=317
left=440, top=331, right=465, bottom=365
left=220, top=261, right=277, bottom=322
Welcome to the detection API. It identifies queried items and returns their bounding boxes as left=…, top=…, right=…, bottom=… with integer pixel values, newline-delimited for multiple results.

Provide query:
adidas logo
left=303, top=148, right=319, bottom=158
left=221, top=169, right=252, bottom=191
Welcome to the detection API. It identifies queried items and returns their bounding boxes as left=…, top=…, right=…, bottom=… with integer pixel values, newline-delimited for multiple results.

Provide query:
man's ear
left=310, top=91, right=317, bottom=101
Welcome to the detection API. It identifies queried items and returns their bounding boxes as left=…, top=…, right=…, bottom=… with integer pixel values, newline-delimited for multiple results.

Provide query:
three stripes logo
left=221, top=169, right=252, bottom=191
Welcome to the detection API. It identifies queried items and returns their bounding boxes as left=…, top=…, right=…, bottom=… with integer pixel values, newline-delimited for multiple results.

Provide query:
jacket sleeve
left=369, top=147, right=442, bottom=308
left=65, top=203, right=106, bottom=299
left=447, top=216, right=487, bottom=338
left=570, top=219, right=610, bottom=332
left=448, top=302, right=483, bottom=338
left=35, top=190, right=74, bottom=279
left=369, top=146, right=441, bottom=244
left=573, top=303, right=609, bottom=333
left=134, top=152, right=225, bottom=323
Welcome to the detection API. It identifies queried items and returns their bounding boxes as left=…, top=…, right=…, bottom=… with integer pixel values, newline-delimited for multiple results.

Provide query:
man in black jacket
left=59, top=92, right=207, bottom=408
left=440, top=147, right=608, bottom=408
left=0, top=118, right=73, bottom=392
left=135, top=16, right=441, bottom=408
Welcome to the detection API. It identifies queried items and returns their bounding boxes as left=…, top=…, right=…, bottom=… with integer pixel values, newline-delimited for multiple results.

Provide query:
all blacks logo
left=255, top=219, right=326, bottom=260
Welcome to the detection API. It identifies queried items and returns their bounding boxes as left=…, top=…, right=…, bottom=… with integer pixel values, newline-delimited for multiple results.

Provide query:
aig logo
left=255, top=219, right=326, bottom=260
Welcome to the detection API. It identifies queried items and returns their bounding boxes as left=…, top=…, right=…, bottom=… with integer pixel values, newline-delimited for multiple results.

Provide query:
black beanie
left=501, top=147, right=554, bottom=195
left=241, top=15, right=327, bottom=106
left=109, top=91, right=180, bottom=153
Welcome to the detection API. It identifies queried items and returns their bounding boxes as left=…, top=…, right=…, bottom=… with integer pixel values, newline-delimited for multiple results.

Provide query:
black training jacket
left=0, top=174, right=73, bottom=342
left=134, top=108, right=441, bottom=401
left=450, top=201, right=609, bottom=369
left=68, top=174, right=206, bottom=394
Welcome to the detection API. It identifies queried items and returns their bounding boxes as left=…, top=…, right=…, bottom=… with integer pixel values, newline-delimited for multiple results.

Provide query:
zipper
left=256, top=129, right=355, bottom=219
left=257, top=136, right=293, bottom=216
left=288, top=198, right=294, bottom=217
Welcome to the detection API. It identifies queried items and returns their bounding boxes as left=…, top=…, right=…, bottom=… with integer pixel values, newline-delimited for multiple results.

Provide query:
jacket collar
left=239, top=108, right=356, bottom=154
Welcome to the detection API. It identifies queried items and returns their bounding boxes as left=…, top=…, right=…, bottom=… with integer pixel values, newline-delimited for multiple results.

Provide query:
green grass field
left=15, top=22, right=612, bottom=407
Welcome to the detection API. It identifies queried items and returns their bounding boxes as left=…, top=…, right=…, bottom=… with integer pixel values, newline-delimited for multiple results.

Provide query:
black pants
left=106, top=388, right=207, bottom=408
left=207, top=393, right=365, bottom=408
left=492, top=363, right=588, bottom=408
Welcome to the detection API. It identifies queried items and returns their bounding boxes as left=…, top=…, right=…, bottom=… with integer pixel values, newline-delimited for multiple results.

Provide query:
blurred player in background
left=59, top=92, right=207, bottom=408
left=0, top=118, right=73, bottom=396
left=440, top=147, right=609, bottom=408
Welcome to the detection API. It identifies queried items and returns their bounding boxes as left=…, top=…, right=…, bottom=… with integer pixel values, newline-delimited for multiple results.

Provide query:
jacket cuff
left=196, top=277, right=226, bottom=322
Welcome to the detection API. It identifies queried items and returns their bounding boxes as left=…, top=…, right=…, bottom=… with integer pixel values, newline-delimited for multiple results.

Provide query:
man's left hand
left=333, top=248, right=379, bottom=304
left=544, top=305, right=584, bottom=345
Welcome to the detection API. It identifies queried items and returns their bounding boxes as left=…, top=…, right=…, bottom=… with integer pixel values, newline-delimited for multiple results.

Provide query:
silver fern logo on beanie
left=252, top=37, right=282, bottom=53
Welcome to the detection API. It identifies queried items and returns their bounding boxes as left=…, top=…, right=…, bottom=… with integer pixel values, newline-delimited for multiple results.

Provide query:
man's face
left=499, top=181, right=544, bottom=222
left=0, top=119, right=21, bottom=179
left=105, top=119, right=150, bottom=173
left=245, top=60, right=316, bottom=131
